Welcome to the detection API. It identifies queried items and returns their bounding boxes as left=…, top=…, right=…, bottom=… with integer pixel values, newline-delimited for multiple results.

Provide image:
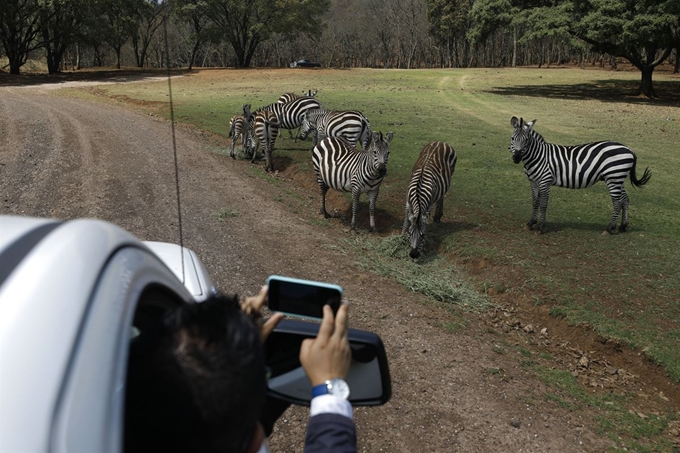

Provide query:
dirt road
left=0, top=83, right=653, bottom=452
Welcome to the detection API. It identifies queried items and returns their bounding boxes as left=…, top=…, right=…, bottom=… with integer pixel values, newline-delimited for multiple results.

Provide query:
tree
left=172, top=0, right=216, bottom=70
left=39, top=0, right=93, bottom=74
left=427, top=0, right=474, bottom=67
left=205, top=0, right=330, bottom=68
left=102, top=0, right=142, bottom=69
left=132, top=0, right=168, bottom=68
left=572, top=0, right=676, bottom=97
left=0, top=0, right=42, bottom=74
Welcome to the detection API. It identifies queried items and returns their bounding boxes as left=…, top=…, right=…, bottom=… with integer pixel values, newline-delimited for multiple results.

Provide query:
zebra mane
left=527, top=127, right=546, bottom=143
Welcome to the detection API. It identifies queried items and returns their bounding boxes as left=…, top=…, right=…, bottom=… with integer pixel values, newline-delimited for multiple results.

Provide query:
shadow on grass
left=0, top=68, right=191, bottom=88
left=487, top=79, right=680, bottom=106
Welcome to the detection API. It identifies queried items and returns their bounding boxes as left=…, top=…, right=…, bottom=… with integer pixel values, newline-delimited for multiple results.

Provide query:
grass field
left=69, top=66, right=680, bottom=383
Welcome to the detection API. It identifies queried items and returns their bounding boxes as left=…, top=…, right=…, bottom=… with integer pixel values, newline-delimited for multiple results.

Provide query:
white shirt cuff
left=310, top=394, right=353, bottom=420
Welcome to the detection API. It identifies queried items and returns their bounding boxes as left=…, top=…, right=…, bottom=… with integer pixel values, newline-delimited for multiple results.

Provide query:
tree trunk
left=512, top=28, right=517, bottom=67
left=9, top=55, right=23, bottom=75
left=638, top=66, right=656, bottom=98
left=46, top=44, right=67, bottom=74
left=188, top=39, right=201, bottom=70
left=675, top=49, right=679, bottom=74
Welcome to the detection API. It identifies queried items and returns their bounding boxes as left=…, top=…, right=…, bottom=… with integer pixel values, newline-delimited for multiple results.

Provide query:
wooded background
left=1, top=0, right=679, bottom=96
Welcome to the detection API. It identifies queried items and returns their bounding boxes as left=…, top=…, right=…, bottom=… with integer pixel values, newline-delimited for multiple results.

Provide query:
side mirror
left=264, top=319, right=392, bottom=406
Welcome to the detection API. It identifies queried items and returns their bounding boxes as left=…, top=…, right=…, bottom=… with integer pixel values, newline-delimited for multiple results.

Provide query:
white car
left=0, top=215, right=390, bottom=453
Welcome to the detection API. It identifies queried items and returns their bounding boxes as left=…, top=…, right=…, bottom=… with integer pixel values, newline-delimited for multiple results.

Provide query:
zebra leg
left=526, top=181, right=540, bottom=230
left=263, top=144, right=271, bottom=172
left=350, top=190, right=361, bottom=230
left=319, top=183, right=330, bottom=218
left=250, top=138, right=259, bottom=164
left=537, top=186, right=550, bottom=233
left=230, top=134, right=237, bottom=159
left=605, top=182, right=624, bottom=233
left=433, top=198, right=444, bottom=223
left=367, top=188, right=380, bottom=232
left=618, top=189, right=630, bottom=233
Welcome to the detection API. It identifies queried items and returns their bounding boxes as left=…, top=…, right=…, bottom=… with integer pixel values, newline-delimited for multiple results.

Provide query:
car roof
left=0, top=216, right=157, bottom=452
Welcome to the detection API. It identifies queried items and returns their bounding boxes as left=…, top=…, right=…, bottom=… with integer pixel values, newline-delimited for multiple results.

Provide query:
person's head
left=124, top=293, right=266, bottom=453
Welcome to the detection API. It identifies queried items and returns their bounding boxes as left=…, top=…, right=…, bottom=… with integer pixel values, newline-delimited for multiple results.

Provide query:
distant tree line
left=1, top=0, right=678, bottom=96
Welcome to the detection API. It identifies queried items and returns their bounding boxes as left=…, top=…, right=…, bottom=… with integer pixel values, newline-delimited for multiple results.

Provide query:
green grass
left=61, top=67, right=680, bottom=383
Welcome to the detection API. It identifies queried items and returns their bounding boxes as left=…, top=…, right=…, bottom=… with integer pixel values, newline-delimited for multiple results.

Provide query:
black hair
left=124, top=293, right=266, bottom=453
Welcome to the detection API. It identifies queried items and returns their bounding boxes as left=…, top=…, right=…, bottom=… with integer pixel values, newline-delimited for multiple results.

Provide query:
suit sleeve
left=304, top=413, right=357, bottom=453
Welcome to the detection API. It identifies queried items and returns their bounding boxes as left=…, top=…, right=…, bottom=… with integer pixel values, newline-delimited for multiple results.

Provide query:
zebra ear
left=511, top=116, right=519, bottom=128
left=385, top=132, right=394, bottom=144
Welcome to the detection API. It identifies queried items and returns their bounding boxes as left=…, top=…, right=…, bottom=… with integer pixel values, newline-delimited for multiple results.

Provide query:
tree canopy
left=469, top=0, right=678, bottom=96
left=205, top=0, right=330, bottom=68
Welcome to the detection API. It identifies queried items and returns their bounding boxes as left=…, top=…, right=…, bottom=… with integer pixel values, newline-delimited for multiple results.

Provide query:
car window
left=50, top=247, right=190, bottom=453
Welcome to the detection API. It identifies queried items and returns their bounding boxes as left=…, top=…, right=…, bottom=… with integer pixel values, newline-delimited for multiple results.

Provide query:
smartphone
left=266, top=275, right=343, bottom=320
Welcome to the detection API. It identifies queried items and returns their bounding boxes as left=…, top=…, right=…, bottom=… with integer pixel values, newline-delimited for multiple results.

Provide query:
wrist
left=311, top=378, right=350, bottom=400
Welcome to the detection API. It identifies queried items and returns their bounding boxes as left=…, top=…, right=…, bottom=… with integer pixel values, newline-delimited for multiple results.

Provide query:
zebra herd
left=228, top=92, right=651, bottom=259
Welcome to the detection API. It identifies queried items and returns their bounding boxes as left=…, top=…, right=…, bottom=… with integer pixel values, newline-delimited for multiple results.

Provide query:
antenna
left=163, top=14, right=185, bottom=284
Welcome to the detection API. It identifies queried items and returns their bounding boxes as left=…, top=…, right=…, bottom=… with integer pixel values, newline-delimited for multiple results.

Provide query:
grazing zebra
left=228, top=104, right=252, bottom=159
left=312, top=131, right=393, bottom=231
left=510, top=116, right=651, bottom=234
left=254, top=96, right=321, bottom=142
left=276, top=89, right=318, bottom=104
left=252, top=110, right=279, bottom=172
left=402, top=141, right=458, bottom=259
left=300, top=109, right=372, bottom=149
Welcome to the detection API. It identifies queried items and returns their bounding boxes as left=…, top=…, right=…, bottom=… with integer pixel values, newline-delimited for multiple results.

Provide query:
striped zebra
left=254, top=96, right=321, bottom=141
left=251, top=110, right=280, bottom=172
left=510, top=116, right=651, bottom=234
left=312, top=131, right=393, bottom=231
left=402, top=141, right=458, bottom=259
left=228, top=104, right=252, bottom=159
left=300, top=109, right=372, bottom=149
left=276, top=89, right=317, bottom=104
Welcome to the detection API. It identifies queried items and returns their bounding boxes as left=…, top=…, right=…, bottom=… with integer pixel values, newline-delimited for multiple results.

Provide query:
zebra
left=510, top=116, right=651, bottom=234
left=228, top=104, right=252, bottom=159
left=251, top=110, right=279, bottom=172
left=402, top=141, right=458, bottom=259
left=300, top=109, right=372, bottom=149
left=312, top=131, right=393, bottom=232
left=253, top=96, right=321, bottom=142
left=276, top=89, right=318, bottom=104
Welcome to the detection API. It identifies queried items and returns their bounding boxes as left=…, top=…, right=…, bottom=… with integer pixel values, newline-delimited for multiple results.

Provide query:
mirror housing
left=264, top=319, right=391, bottom=406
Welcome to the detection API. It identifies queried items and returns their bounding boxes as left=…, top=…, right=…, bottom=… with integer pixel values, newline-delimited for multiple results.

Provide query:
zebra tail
left=630, top=154, right=651, bottom=188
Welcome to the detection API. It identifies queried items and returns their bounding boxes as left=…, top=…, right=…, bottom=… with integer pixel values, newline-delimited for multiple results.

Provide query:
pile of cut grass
left=350, top=234, right=493, bottom=312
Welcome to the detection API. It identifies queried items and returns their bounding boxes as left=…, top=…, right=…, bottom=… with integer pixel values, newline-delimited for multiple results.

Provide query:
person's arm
left=300, top=304, right=357, bottom=453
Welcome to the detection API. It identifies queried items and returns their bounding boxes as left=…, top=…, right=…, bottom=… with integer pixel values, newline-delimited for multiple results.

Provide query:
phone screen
left=267, top=277, right=342, bottom=319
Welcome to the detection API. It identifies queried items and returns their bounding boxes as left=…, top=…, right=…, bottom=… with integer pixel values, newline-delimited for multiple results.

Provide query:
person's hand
left=299, top=303, right=351, bottom=386
left=240, top=286, right=283, bottom=342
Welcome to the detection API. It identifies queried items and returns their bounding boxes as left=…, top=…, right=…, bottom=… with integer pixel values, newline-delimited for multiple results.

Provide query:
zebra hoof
left=618, top=225, right=628, bottom=233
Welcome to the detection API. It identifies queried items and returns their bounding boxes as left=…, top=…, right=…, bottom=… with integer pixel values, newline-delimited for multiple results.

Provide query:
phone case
left=266, top=275, right=343, bottom=321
